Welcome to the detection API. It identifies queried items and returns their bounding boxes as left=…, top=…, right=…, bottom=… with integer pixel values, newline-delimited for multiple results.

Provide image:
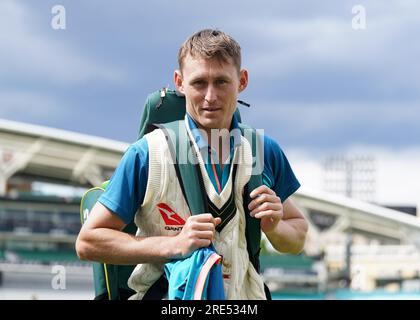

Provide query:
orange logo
left=157, top=203, right=186, bottom=226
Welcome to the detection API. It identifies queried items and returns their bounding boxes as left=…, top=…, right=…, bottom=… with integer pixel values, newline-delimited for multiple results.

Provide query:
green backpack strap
left=158, top=120, right=208, bottom=215
left=238, top=123, right=264, bottom=272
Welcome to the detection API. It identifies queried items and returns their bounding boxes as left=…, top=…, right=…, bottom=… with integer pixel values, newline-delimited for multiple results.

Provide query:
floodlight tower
left=323, top=155, right=376, bottom=202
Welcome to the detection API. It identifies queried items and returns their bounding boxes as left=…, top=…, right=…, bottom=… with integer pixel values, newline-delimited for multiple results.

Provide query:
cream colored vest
left=128, top=120, right=266, bottom=300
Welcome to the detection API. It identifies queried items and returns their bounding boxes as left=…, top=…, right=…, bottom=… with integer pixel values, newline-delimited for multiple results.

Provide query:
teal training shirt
left=164, top=245, right=225, bottom=300
left=99, top=114, right=300, bottom=224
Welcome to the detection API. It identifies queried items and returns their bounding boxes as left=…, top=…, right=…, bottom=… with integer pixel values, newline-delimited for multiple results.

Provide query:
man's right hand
left=172, top=213, right=221, bottom=258
left=77, top=203, right=222, bottom=264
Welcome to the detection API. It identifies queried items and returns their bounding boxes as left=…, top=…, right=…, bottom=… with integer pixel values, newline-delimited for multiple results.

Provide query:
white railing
left=326, top=244, right=420, bottom=261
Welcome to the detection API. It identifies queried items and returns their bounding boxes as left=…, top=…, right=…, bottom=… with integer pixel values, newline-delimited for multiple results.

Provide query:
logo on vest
left=157, top=203, right=185, bottom=231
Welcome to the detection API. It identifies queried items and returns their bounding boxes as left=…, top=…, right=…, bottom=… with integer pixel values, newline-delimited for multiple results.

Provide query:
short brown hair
left=178, top=29, right=242, bottom=73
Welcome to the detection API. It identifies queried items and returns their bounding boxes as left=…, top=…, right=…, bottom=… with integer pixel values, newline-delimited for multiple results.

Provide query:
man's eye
left=216, top=79, right=227, bottom=85
left=193, top=80, right=205, bottom=86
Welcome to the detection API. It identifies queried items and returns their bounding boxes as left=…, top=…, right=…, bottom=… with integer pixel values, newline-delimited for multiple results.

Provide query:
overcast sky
left=1, top=1, right=419, bottom=205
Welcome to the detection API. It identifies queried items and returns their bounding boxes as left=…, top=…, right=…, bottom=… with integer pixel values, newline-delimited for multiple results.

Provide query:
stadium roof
left=0, top=118, right=129, bottom=152
left=0, top=118, right=129, bottom=188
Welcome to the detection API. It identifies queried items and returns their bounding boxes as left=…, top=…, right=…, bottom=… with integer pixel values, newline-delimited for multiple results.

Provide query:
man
left=76, top=29, right=308, bottom=299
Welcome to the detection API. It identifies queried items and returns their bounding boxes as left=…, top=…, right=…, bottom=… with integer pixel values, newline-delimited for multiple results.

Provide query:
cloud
left=288, top=145, right=420, bottom=206
left=0, top=90, right=70, bottom=121
left=239, top=100, right=420, bottom=149
left=374, top=148, right=420, bottom=205
left=234, top=3, right=420, bottom=102
left=0, top=1, right=126, bottom=87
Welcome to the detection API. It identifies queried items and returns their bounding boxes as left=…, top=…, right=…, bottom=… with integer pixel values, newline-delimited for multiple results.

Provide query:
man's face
left=175, top=54, right=248, bottom=132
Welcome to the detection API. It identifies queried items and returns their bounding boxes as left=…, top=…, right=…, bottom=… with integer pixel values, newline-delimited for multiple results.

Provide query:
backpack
left=80, top=181, right=137, bottom=300
left=80, top=88, right=268, bottom=300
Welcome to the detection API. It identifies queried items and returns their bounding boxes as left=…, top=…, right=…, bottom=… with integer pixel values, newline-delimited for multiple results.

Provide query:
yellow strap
left=103, top=263, right=112, bottom=300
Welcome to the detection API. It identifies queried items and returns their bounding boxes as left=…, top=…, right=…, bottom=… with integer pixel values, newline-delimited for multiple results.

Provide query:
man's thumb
left=214, top=217, right=222, bottom=226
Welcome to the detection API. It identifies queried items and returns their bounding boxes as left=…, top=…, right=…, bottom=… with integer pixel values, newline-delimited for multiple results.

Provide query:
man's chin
left=199, top=119, right=223, bottom=130
left=192, top=115, right=228, bottom=130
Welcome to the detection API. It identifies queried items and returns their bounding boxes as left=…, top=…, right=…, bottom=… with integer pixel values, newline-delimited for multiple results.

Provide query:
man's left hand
left=248, top=185, right=283, bottom=234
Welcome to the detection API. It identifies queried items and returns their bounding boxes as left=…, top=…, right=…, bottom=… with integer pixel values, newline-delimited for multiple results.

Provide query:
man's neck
left=206, top=129, right=231, bottom=168
left=186, top=113, right=234, bottom=166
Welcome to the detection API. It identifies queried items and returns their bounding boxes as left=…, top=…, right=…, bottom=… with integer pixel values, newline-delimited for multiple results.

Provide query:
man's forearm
left=76, top=228, right=179, bottom=265
left=265, top=218, right=307, bottom=254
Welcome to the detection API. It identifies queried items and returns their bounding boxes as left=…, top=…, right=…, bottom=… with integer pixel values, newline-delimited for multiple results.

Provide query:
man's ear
left=174, top=70, right=185, bottom=94
left=238, top=69, right=249, bottom=93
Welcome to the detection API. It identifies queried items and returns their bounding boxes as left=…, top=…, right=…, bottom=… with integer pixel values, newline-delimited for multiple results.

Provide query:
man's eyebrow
left=190, top=74, right=230, bottom=81
left=189, top=76, right=205, bottom=82
left=215, top=75, right=230, bottom=81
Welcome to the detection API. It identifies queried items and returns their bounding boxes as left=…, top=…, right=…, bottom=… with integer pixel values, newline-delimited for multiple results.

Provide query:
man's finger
left=248, top=194, right=280, bottom=211
left=249, top=185, right=276, bottom=198
left=193, top=222, right=217, bottom=231
left=191, top=213, right=215, bottom=222
left=194, top=230, right=214, bottom=240
left=254, top=210, right=281, bottom=220
left=250, top=202, right=282, bottom=216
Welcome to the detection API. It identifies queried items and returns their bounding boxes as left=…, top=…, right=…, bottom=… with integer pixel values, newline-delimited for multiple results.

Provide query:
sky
left=0, top=1, right=419, bottom=206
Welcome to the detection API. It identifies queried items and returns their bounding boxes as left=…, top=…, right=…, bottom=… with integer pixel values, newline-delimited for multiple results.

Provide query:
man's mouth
left=202, top=107, right=221, bottom=112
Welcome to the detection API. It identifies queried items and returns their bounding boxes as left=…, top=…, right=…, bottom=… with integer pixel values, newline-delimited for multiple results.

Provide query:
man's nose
left=204, top=85, right=217, bottom=104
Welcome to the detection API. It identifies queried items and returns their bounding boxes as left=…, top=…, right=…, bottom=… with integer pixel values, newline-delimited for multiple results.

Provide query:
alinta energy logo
left=157, top=203, right=186, bottom=231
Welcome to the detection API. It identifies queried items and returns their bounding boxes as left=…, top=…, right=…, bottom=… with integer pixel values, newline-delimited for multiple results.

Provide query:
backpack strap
left=238, top=123, right=271, bottom=299
left=238, top=123, right=264, bottom=273
left=158, top=120, right=208, bottom=215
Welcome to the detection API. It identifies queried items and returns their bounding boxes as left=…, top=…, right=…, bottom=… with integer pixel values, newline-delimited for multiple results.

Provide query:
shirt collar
left=185, top=112, right=242, bottom=150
